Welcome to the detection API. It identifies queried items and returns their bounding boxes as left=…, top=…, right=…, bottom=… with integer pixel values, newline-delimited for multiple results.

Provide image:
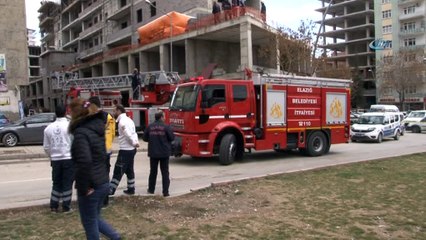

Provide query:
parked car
left=350, top=112, right=402, bottom=143
left=0, top=112, right=9, bottom=126
left=406, top=116, right=426, bottom=133
left=402, top=110, right=426, bottom=132
left=350, top=112, right=360, bottom=125
left=0, top=113, right=56, bottom=147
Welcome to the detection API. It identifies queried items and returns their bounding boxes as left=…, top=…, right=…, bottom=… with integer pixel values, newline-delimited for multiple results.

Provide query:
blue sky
left=25, top=0, right=321, bottom=36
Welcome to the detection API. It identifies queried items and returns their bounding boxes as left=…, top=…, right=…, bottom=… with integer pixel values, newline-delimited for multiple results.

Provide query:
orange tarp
left=138, top=11, right=191, bottom=45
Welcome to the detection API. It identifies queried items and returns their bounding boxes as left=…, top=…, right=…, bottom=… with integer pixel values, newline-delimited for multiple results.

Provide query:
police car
left=350, top=112, right=402, bottom=143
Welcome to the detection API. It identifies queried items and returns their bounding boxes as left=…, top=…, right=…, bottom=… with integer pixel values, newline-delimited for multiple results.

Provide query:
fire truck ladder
left=51, top=71, right=181, bottom=92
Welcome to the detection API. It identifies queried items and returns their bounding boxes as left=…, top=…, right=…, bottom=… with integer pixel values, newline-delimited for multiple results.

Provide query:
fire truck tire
left=305, top=131, right=327, bottom=157
left=219, top=134, right=237, bottom=165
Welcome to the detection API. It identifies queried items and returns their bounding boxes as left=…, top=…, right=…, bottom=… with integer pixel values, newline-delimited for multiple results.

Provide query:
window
left=382, top=10, right=391, bottom=19
left=382, top=25, right=392, bottom=34
left=403, top=22, right=416, bottom=31
left=404, top=38, right=416, bottom=46
left=137, top=9, right=142, bottom=23
left=403, top=6, right=415, bottom=15
left=120, top=0, right=127, bottom=8
left=202, top=85, right=226, bottom=108
left=382, top=0, right=390, bottom=3
left=149, top=1, right=157, bottom=17
left=233, top=85, right=247, bottom=102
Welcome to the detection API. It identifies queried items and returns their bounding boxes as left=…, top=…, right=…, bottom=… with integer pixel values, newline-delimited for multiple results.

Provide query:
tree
left=376, top=50, right=425, bottom=111
left=257, top=20, right=316, bottom=76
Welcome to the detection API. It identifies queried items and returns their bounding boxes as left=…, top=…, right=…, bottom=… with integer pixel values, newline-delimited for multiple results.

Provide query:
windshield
left=407, top=112, right=425, bottom=118
left=357, top=115, right=385, bottom=125
left=170, top=84, right=200, bottom=111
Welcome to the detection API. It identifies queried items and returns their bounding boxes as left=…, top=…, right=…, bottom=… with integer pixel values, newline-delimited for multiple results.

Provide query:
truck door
left=228, top=83, right=253, bottom=126
left=199, top=84, right=228, bottom=128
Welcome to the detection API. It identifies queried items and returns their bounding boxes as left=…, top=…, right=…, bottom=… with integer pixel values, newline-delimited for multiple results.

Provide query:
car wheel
left=2, top=133, right=18, bottom=147
left=394, top=131, right=400, bottom=140
left=351, top=138, right=357, bottom=142
left=376, top=133, right=383, bottom=143
left=412, top=126, right=421, bottom=133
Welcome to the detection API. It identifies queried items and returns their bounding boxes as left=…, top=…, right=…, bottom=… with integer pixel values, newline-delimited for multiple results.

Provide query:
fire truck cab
left=169, top=73, right=351, bottom=165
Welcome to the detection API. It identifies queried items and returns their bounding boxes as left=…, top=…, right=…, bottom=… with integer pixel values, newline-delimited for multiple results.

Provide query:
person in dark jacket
left=131, top=68, right=141, bottom=100
left=143, top=111, right=174, bottom=197
left=212, top=1, right=221, bottom=24
left=69, top=98, right=121, bottom=240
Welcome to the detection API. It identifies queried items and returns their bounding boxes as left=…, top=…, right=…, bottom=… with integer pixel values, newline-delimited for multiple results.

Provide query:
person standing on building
left=222, top=0, right=232, bottom=20
left=131, top=68, right=141, bottom=100
left=109, top=104, right=139, bottom=196
left=212, top=1, right=221, bottom=24
left=261, top=1, right=266, bottom=22
left=69, top=98, right=121, bottom=240
left=88, top=96, right=116, bottom=208
left=43, top=104, right=73, bottom=213
left=143, top=111, right=175, bottom=197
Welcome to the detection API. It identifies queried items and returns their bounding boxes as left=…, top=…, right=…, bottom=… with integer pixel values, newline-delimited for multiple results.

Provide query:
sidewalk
left=0, top=138, right=148, bottom=162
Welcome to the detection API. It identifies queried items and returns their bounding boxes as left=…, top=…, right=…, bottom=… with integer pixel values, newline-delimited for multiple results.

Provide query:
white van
left=350, top=112, right=402, bottom=143
left=369, top=104, right=399, bottom=112
left=402, top=110, right=426, bottom=132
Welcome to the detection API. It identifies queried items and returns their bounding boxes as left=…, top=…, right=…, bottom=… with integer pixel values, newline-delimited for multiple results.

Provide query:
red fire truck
left=169, top=73, right=351, bottom=165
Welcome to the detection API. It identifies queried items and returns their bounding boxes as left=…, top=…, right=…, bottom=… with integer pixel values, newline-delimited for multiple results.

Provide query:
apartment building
left=374, top=0, right=426, bottom=110
left=0, top=0, right=28, bottom=115
left=36, top=0, right=277, bottom=110
left=316, top=0, right=376, bottom=107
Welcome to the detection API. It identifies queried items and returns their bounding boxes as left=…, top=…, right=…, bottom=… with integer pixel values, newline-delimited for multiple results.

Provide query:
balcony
left=399, top=9, right=425, bottom=21
left=40, top=32, right=53, bottom=42
left=79, top=1, right=102, bottom=20
left=399, top=27, right=426, bottom=36
left=78, top=45, right=103, bottom=60
left=106, top=26, right=132, bottom=46
left=62, top=37, right=80, bottom=49
left=398, top=0, right=423, bottom=6
left=79, top=22, right=104, bottom=40
left=107, top=3, right=131, bottom=21
left=62, top=17, right=81, bottom=31
left=62, top=0, right=81, bottom=14
left=400, top=44, right=426, bottom=50
left=39, top=15, right=54, bottom=28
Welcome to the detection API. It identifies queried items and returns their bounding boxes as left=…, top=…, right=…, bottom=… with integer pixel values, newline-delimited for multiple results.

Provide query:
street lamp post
left=145, top=0, right=173, bottom=72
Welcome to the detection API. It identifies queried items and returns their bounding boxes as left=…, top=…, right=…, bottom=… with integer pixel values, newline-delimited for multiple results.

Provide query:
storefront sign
left=0, top=54, right=7, bottom=92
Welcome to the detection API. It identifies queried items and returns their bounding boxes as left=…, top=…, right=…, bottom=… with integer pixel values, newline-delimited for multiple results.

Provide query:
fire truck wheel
left=219, top=134, right=237, bottom=165
left=305, top=131, right=327, bottom=157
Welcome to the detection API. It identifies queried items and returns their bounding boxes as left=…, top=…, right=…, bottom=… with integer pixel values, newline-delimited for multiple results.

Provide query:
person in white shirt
left=43, top=104, right=73, bottom=213
left=109, top=104, right=139, bottom=195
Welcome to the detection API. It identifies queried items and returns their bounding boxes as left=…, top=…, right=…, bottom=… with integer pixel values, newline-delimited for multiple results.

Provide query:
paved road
left=0, top=132, right=425, bottom=210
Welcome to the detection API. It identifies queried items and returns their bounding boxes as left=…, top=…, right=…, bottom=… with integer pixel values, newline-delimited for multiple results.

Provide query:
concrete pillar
left=185, top=39, right=196, bottom=78
left=140, top=51, right=149, bottom=72
left=240, top=22, right=253, bottom=71
left=275, top=34, right=280, bottom=74
left=128, top=55, right=134, bottom=73
left=160, top=44, right=170, bottom=71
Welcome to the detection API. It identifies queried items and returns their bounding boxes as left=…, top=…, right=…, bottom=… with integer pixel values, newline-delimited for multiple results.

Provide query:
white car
left=402, top=110, right=426, bottom=132
left=350, top=112, right=402, bottom=143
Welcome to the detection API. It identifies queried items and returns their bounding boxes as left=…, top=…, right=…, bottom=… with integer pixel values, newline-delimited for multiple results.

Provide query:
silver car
left=0, top=113, right=56, bottom=147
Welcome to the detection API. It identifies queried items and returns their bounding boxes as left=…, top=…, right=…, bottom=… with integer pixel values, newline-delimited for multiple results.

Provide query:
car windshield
left=170, top=84, right=199, bottom=111
left=407, top=112, right=425, bottom=118
left=358, top=115, right=385, bottom=124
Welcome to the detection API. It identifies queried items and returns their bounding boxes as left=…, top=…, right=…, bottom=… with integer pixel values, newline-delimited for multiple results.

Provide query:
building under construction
left=26, top=0, right=281, bottom=111
left=316, top=0, right=376, bottom=106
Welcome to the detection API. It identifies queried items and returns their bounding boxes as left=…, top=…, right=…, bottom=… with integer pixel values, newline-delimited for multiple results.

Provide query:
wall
left=0, top=0, right=29, bottom=114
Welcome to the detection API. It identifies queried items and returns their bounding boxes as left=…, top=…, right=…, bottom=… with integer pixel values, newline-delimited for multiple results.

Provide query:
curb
left=0, top=148, right=148, bottom=162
